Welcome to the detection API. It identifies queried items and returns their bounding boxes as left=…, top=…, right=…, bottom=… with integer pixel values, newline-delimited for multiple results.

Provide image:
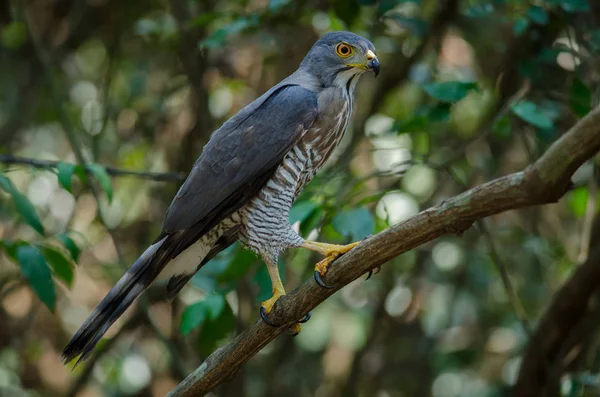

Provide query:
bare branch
left=165, top=106, right=600, bottom=396
left=0, top=154, right=186, bottom=182
left=514, top=213, right=600, bottom=397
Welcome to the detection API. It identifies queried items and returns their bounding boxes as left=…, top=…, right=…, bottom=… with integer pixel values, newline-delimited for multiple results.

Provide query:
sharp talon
left=260, top=306, right=278, bottom=327
left=362, top=234, right=373, bottom=241
left=299, top=312, right=311, bottom=323
left=314, top=270, right=335, bottom=289
left=366, top=266, right=381, bottom=280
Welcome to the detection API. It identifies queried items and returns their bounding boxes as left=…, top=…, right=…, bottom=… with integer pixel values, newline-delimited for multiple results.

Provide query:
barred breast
left=238, top=85, right=354, bottom=258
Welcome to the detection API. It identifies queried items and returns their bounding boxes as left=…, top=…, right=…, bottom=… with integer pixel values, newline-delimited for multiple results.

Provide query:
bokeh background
left=1, top=0, right=599, bottom=396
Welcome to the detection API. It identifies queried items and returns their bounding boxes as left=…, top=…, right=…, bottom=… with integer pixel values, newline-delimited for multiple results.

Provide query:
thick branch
left=513, top=216, right=600, bottom=397
left=167, top=107, right=600, bottom=397
left=0, top=154, right=186, bottom=182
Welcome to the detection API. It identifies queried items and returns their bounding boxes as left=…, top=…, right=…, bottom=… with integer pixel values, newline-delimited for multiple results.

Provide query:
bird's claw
left=299, top=312, right=312, bottom=323
left=260, top=306, right=278, bottom=327
left=286, top=312, right=312, bottom=336
left=314, top=270, right=335, bottom=289
left=260, top=305, right=312, bottom=333
left=365, top=266, right=381, bottom=280
left=313, top=241, right=363, bottom=289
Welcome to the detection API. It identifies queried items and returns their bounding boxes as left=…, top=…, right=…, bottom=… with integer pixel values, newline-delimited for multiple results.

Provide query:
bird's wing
left=162, top=83, right=318, bottom=239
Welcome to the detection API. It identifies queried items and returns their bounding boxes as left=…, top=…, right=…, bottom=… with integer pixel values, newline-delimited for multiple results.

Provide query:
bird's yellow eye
left=336, top=43, right=353, bottom=58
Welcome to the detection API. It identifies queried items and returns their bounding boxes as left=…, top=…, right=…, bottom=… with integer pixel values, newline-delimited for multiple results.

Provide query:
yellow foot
left=261, top=289, right=284, bottom=315
left=309, top=241, right=360, bottom=276
left=286, top=323, right=302, bottom=336
left=260, top=291, right=311, bottom=332
left=302, top=241, right=361, bottom=289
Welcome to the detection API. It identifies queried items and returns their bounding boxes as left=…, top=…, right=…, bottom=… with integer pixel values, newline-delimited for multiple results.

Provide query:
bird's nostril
left=366, top=50, right=376, bottom=61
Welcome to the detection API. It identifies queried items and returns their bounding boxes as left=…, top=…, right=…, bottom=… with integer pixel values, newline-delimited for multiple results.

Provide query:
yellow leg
left=301, top=240, right=360, bottom=276
left=261, top=260, right=286, bottom=314
left=259, top=257, right=305, bottom=334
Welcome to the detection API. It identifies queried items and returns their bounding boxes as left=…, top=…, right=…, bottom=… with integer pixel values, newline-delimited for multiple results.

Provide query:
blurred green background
left=0, top=0, right=598, bottom=396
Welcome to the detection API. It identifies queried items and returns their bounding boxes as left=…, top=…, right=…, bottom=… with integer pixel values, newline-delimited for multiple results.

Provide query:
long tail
left=62, top=236, right=167, bottom=366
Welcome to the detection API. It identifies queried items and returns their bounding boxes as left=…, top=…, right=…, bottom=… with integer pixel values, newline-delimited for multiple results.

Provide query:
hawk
left=63, top=31, right=379, bottom=364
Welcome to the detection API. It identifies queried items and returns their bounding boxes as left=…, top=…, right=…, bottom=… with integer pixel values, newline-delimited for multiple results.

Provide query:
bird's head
left=300, top=31, right=379, bottom=90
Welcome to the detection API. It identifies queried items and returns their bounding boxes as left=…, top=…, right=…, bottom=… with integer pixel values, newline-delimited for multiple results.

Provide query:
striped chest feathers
left=254, top=86, right=354, bottom=211
left=299, top=86, right=353, bottom=173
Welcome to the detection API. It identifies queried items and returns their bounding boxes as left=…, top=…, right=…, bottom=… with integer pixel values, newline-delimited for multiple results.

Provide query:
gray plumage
left=63, top=31, right=378, bottom=364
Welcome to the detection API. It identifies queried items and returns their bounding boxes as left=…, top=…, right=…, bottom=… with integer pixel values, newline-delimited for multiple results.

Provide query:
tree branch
left=514, top=214, right=600, bottom=397
left=166, top=106, right=600, bottom=396
left=0, top=154, right=186, bottom=182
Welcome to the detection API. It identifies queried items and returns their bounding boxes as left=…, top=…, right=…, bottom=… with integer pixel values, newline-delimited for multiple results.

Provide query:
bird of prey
left=62, top=31, right=379, bottom=364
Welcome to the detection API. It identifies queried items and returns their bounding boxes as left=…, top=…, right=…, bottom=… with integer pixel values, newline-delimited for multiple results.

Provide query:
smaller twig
left=478, top=221, right=533, bottom=337
left=440, top=163, right=533, bottom=337
left=0, top=154, right=186, bottom=182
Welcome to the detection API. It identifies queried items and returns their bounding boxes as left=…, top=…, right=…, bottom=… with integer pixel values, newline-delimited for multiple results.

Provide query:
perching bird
left=62, top=31, right=379, bottom=365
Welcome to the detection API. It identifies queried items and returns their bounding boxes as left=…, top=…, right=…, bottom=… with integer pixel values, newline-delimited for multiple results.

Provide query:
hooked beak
left=367, top=58, right=380, bottom=77
left=366, top=50, right=380, bottom=77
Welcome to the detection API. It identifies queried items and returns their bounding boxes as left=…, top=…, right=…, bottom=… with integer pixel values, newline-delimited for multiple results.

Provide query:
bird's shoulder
left=161, top=82, right=319, bottom=233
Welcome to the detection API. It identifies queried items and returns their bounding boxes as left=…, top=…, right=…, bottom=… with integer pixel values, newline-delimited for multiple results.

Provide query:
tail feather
left=165, top=227, right=239, bottom=301
left=62, top=237, right=167, bottom=365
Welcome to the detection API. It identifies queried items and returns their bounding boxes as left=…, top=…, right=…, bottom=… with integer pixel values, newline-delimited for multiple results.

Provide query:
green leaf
left=569, top=187, right=588, bottom=217
left=58, top=234, right=81, bottom=262
left=289, top=201, right=319, bottom=224
left=0, top=240, right=22, bottom=258
left=394, top=115, right=428, bottom=134
left=204, top=294, right=226, bottom=320
left=16, top=245, right=56, bottom=312
left=527, top=6, right=548, bottom=24
left=197, top=303, right=236, bottom=356
left=73, top=164, right=87, bottom=184
left=513, top=17, right=529, bottom=36
left=200, top=15, right=259, bottom=49
left=464, top=3, right=494, bottom=17
left=571, top=77, right=591, bottom=118
left=510, top=100, right=554, bottom=130
left=180, top=294, right=226, bottom=335
left=386, top=15, right=428, bottom=37
left=269, top=0, right=292, bottom=11
left=299, top=206, right=324, bottom=237
left=0, top=173, right=12, bottom=192
left=332, top=207, right=374, bottom=241
left=180, top=302, right=207, bottom=335
left=41, top=246, right=75, bottom=287
left=12, top=191, right=45, bottom=235
left=57, top=233, right=81, bottom=262
left=217, top=246, right=258, bottom=284
left=0, top=174, right=45, bottom=235
left=87, top=163, right=113, bottom=203
left=560, top=0, right=590, bottom=12
left=57, top=162, right=76, bottom=193
left=334, top=0, right=360, bottom=24
left=426, top=102, right=452, bottom=121
left=189, top=13, right=221, bottom=28
left=492, top=116, right=511, bottom=139
left=377, top=0, right=404, bottom=14
left=423, top=81, right=478, bottom=102
left=1, top=21, right=27, bottom=50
